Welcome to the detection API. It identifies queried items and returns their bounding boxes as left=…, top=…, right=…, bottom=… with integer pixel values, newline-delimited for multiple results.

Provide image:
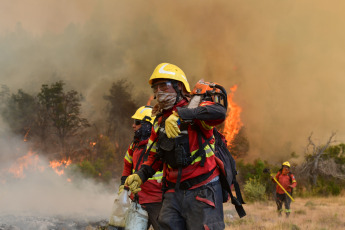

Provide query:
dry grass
left=224, top=196, right=345, bottom=230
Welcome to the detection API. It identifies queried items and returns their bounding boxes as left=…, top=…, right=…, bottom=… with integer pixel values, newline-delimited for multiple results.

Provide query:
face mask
left=282, top=167, right=289, bottom=175
left=156, top=91, right=177, bottom=110
left=134, top=122, right=152, bottom=141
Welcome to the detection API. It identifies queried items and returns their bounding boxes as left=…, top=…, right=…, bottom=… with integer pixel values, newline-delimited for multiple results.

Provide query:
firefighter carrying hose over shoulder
left=125, top=63, right=227, bottom=230
left=272, top=161, right=297, bottom=217
left=118, top=106, right=163, bottom=230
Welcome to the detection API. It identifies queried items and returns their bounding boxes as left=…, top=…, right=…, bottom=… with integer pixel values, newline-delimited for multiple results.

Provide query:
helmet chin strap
left=171, top=80, right=182, bottom=105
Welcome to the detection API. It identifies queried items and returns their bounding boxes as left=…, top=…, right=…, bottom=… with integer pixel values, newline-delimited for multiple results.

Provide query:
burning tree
left=221, top=85, right=249, bottom=158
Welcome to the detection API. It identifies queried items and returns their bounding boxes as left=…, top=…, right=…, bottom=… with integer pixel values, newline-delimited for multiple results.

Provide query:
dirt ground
left=223, top=196, right=345, bottom=230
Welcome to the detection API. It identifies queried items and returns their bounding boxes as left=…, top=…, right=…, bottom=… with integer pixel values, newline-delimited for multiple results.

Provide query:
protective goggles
left=134, top=120, right=141, bottom=125
left=151, top=81, right=172, bottom=93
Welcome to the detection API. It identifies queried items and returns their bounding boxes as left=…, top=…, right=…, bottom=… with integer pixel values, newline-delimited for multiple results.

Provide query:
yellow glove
left=124, top=174, right=142, bottom=194
left=118, top=185, right=124, bottom=195
left=165, top=111, right=181, bottom=138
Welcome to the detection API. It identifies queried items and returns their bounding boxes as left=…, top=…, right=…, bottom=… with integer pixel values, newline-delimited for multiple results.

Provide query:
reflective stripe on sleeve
left=148, top=171, right=163, bottom=180
left=124, top=151, right=133, bottom=164
left=200, top=120, right=213, bottom=130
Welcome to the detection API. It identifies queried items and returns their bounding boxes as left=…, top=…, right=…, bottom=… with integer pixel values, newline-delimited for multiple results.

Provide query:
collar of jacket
left=162, top=99, right=188, bottom=118
left=136, top=139, right=149, bottom=147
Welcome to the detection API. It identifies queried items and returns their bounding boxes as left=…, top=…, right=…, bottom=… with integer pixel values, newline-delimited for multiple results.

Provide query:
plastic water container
left=109, top=187, right=131, bottom=228
left=125, top=202, right=148, bottom=230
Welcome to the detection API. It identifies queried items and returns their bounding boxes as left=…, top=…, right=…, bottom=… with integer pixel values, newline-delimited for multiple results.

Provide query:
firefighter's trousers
left=142, top=202, right=162, bottom=230
left=158, top=180, right=225, bottom=230
left=276, top=192, right=292, bottom=216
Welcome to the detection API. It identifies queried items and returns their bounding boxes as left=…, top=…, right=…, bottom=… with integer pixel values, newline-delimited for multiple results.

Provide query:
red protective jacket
left=274, top=172, right=297, bottom=194
left=122, top=139, right=163, bottom=204
left=137, top=99, right=227, bottom=191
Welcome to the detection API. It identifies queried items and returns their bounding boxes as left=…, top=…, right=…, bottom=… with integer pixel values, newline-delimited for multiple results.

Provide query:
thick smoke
left=1, top=1, right=345, bottom=164
left=0, top=126, right=115, bottom=218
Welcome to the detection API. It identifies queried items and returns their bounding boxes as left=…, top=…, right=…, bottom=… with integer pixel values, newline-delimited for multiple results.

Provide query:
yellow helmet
left=282, top=161, right=291, bottom=168
left=131, top=106, right=155, bottom=124
left=148, top=63, right=191, bottom=92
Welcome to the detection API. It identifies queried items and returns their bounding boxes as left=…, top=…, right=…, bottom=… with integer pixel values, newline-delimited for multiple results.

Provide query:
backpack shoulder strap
left=288, top=172, right=294, bottom=183
left=135, top=147, right=148, bottom=172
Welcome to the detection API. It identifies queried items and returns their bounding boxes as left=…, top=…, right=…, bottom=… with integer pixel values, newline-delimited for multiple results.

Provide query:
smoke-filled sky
left=1, top=0, right=345, bottom=163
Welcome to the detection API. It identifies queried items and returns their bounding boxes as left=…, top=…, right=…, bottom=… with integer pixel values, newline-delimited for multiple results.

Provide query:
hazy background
left=1, top=1, right=344, bottom=172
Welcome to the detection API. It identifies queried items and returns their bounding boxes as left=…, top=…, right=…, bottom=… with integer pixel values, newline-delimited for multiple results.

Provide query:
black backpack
left=200, top=127, right=246, bottom=218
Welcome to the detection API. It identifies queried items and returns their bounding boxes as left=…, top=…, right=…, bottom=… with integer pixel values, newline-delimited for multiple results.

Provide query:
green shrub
left=243, top=177, right=267, bottom=202
left=78, top=160, right=98, bottom=177
left=314, top=178, right=342, bottom=196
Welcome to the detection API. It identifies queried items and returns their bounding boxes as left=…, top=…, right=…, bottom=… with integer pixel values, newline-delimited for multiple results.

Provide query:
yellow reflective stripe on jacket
left=124, top=151, right=133, bottom=164
left=130, top=169, right=162, bottom=181
left=153, top=122, right=160, bottom=132
left=147, top=139, right=158, bottom=153
left=190, top=143, right=215, bottom=165
left=292, top=180, right=297, bottom=183
left=166, top=142, right=215, bottom=168
left=148, top=171, right=163, bottom=180
left=200, top=120, right=213, bottom=130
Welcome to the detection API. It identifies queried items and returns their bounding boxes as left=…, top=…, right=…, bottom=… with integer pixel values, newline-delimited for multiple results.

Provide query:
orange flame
left=23, top=128, right=30, bottom=142
left=5, top=150, right=72, bottom=181
left=147, top=95, right=154, bottom=106
left=49, top=158, right=72, bottom=176
left=8, top=151, right=44, bottom=178
left=222, top=85, right=243, bottom=148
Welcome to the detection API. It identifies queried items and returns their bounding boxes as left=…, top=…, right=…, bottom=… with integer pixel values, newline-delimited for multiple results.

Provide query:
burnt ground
left=0, top=215, right=108, bottom=230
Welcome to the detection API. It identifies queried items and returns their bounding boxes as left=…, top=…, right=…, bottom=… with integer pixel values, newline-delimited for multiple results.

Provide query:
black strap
left=171, top=80, right=181, bottom=105
left=197, top=131, right=206, bottom=167
left=229, top=191, right=246, bottom=218
left=184, top=133, right=213, bottom=166
left=175, top=167, right=183, bottom=190
left=166, top=167, right=216, bottom=190
left=135, top=147, right=147, bottom=172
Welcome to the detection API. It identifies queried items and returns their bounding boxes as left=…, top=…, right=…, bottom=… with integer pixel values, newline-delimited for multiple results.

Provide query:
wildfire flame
left=23, top=128, right=30, bottom=142
left=222, top=85, right=243, bottom=148
left=5, top=150, right=72, bottom=180
left=8, top=150, right=44, bottom=178
left=49, top=158, right=72, bottom=176
left=147, top=95, right=154, bottom=106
